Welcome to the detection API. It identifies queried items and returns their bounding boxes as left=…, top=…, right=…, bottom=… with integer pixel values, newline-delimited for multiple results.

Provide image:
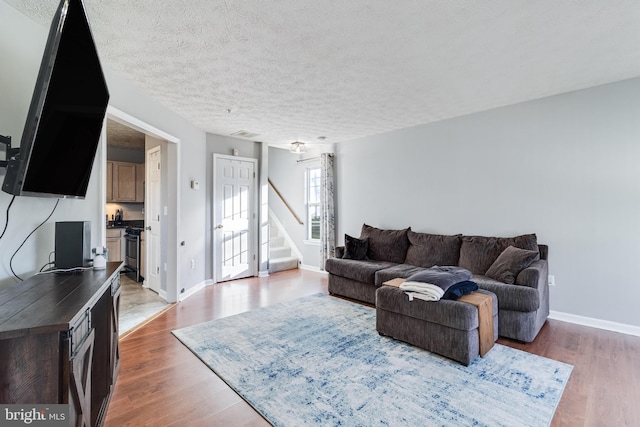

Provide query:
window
left=306, top=167, right=321, bottom=241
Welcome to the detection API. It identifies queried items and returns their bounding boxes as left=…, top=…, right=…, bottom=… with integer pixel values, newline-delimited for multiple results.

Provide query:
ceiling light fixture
left=289, top=141, right=306, bottom=154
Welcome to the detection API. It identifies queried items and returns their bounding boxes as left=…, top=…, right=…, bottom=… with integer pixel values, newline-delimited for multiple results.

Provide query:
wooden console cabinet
left=0, top=262, right=123, bottom=427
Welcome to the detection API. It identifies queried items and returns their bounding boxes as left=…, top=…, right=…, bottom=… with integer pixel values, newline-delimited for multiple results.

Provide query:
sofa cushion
left=376, top=287, right=498, bottom=331
left=404, top=231, right=462, bottom=267
left=360, top=224, right=410, bottom=264
left=485, top=246, right=540, bottom=284
left=342, top=234, right=369, bottom=260
left=473, top=275, right=540, bottom=312
left=374, top=264, right=426, bottom=286
left=325, top=258, right=396, bottom=284
left=458, top=234, right=538, bottom=275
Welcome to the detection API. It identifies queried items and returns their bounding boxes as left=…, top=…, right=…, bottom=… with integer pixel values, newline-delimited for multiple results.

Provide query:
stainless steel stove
left=124, top=227, right=143, bottom=282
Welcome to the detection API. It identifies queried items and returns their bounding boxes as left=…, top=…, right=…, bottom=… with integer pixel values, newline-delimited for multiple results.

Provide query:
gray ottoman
left=375, top=286, right=498, bottom=365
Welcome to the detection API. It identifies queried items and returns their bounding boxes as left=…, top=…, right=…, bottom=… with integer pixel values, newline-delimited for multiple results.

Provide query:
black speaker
left=55, top=221, right=91, bottom=269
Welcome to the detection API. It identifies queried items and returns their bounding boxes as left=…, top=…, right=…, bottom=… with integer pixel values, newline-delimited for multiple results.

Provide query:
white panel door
left=146, top=146, right=161, bottom=294
left=214, top=155, right=256, bottom=282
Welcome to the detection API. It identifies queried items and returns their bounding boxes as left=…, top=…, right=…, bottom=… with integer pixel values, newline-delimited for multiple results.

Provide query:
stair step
left=270, top=235, right=285, bottom=247
left=270, top=246, right=291, bottom=258
left=269, top=256, right=299, bottom=273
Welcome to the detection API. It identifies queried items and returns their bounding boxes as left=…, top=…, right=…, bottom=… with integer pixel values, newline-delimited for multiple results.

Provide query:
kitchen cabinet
left=106, top=228, right=125, bottom=262
left=113, top=162, right=136, bottom=201
left=106, top=161, right=141, bottom=202
left=135, top=162, right=145, bottom=202
left=106, top=161, right=113, bottom=201
left=0, top=263, right=122, bottom=427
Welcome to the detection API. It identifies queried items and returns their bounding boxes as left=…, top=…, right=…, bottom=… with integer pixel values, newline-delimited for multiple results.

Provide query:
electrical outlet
left=190, top=259, right=195, bottom=269
left=548, top=275, right=555, bottom=287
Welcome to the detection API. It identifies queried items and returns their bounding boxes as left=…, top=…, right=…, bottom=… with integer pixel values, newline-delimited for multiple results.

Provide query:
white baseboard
left=299, top=264, right=328, bottom=274
left=549, top=310, right=640, bottom=337
left=159, top=289, right=167, bottom=300
left=179, top=280, right=208, bottom=301
left=258, top=270, right=270, bottom=277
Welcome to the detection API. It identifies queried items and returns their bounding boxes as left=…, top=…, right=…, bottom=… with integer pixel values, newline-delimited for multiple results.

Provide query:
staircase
left=269, top=221, right=299, bottom=273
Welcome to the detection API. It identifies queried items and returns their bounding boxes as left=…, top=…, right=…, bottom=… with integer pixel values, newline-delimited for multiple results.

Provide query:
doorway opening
left=101, top=106, right=180, bottom=333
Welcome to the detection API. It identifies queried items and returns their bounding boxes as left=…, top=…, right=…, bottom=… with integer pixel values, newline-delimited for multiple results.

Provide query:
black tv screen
left=2, top=0, right=109, bottom=199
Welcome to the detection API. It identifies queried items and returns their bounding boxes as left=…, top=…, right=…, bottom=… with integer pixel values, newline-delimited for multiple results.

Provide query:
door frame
left=212, top=153, right=258, bottom=282
left=101, top=106, right=181, bottom=303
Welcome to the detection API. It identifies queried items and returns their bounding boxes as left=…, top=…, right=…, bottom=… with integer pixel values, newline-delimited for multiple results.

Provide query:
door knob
left=215, top=224, right=224, bottom=229
left=146, top=226, right=151, bottom=230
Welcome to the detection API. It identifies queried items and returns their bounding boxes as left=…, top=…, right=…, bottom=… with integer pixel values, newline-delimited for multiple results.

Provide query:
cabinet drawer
left=106, top=229, right=123, bottom=238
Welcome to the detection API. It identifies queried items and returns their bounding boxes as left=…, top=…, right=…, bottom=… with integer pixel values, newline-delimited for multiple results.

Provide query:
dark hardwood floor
left=104, top=269, right=640, bottom=427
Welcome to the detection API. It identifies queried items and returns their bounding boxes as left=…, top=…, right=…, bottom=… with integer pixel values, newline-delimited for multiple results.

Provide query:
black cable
left=39, top=262, right=55, bottom=272
left=10, top=199, right=60, bottom=281
left=0, top=195, right=16, bottom=241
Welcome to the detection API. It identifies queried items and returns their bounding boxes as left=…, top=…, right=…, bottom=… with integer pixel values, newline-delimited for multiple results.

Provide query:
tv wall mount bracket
left=1, top=135, right=19, bottom=168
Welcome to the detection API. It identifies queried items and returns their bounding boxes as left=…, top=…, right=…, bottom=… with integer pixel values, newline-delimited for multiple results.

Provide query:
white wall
left=336, top=77, right=640, bottom=328
left=0, top=1, right=207, bottom=299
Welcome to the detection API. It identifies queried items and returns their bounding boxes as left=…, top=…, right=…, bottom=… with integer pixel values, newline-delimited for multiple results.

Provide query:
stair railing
left=268, top=178, right=303, bottom=225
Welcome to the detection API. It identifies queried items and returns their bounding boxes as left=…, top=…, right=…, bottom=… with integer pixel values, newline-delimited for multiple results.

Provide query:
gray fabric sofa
left=325, top=224, right=549, bottom=342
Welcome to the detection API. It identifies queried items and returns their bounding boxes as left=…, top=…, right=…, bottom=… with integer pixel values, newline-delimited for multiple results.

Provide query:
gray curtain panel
left=320, top=153, right=335, bottom=270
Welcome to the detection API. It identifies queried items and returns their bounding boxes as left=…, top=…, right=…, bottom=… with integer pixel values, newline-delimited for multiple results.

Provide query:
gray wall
left=106, top=146, right=145, bottom=163
left=0, top=1, right=207, bottom=298
left=0, top=1, right=103, bottom=284
left=336, top=77, right=640, bottom=327
left=106, top=74, right=206, bottom=301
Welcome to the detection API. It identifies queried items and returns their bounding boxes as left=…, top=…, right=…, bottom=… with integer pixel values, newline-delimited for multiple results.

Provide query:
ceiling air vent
left=231, top=130, right=260, bottom=139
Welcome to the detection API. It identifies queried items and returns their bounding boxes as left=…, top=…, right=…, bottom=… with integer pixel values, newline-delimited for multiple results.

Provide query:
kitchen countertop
left=106, top=220, right=144, bottom=229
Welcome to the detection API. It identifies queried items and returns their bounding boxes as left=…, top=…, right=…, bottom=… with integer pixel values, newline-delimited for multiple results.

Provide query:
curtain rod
left=296, top=156, right=320, bottom=163
left=295, top=153, right=333, bottom=163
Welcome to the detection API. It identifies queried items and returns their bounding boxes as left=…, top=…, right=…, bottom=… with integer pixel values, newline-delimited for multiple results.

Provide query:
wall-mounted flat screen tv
left=2, top=0, right=109, bottom=199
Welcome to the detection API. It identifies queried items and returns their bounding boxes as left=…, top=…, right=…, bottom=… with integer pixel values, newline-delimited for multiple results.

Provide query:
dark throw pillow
left=485, top=245, right=540, bottom=284
left=458, top=233, right=538, bottom=274
left=404, top=231, right=462, bottom=267
left=342, top=234, right=369, bottom=260
left=360, top=224, right=410, bottom=263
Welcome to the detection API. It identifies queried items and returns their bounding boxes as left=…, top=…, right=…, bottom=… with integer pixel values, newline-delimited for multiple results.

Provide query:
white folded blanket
left=399, top=281, right=444, bottom=302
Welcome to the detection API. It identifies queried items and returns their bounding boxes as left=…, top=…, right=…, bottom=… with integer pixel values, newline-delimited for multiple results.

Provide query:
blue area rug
left=173, top=293, right=572, bottom=427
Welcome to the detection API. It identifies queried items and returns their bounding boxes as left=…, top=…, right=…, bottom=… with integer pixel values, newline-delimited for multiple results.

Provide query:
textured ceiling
left=6, top=0, right=640, bottom=146
left=106, top=119, right=145, bottom=149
